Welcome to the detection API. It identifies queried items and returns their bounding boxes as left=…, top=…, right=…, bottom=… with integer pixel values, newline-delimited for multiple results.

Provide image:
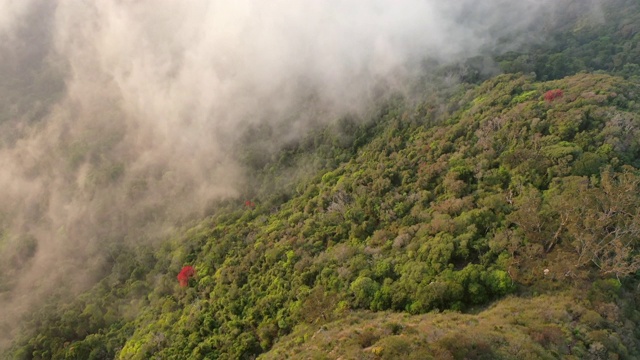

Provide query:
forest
left=2, top=0, right=640, bottom=359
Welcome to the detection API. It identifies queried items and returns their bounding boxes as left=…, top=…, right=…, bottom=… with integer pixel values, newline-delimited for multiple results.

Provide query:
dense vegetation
left=5, top=1, right=640, bottom=359
left=10, top=72, right=640, bottom=359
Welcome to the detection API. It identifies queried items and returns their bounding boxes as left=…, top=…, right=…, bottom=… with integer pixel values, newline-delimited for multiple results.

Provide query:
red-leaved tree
left=177, top=265, right=195, bottom=287
left=544, top=89, right=564, bottom=102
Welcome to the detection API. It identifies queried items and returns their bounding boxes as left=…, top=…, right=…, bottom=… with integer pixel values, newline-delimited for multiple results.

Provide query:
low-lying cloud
left=0, top=0, right=602, bottom=349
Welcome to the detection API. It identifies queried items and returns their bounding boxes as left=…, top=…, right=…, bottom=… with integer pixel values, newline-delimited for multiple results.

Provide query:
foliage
left=544, top=89, right=564, bottom=102
left=177, top=266, right=195, bottom=287
left=497, top=0, right=640, bottom=82
left=8, top=69, right=640, bottom=359
left=6, top=3, right=640, bottom=358
left=263, top=294, right=638, bottom=360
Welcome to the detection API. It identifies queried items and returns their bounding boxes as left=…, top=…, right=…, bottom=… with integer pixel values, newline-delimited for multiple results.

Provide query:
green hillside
left=5, top=1, right=640, bottom=359
left=9, top=71, right=640, bottom=359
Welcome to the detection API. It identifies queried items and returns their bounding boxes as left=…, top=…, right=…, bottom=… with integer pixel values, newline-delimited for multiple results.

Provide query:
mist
left=0, top=0, right=602, bottom=349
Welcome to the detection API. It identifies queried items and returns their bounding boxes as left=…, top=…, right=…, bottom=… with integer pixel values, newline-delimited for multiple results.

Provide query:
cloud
left=0, top=0, right=598, bottom=349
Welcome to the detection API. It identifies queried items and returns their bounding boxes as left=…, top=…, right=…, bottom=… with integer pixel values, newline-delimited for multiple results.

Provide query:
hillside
left=3, top=1, right=640, bottom=359
left=8, top=71, right=640, bottom=359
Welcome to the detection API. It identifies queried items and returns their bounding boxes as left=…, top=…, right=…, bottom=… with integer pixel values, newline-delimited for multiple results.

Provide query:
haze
left=0, top=0, right=601, bottom=349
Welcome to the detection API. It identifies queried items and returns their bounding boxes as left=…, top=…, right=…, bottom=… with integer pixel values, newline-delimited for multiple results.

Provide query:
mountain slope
left=6, top=1, right=640, bottom=358
left=8, top=71, right=640, bottom=360
left=262, top=293, right=636, bottom=360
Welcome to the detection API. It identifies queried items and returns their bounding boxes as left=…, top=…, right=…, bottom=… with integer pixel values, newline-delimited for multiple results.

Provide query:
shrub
left=544, top=89, right=564, bottom=102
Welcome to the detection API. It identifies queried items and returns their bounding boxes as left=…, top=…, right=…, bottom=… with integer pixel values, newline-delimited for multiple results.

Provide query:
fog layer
left=0, top=0, right=600, bottom=348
